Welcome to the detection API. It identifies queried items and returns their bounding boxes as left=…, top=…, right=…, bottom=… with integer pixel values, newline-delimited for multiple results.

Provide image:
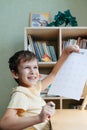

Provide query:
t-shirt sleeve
left=7, top=91, right=29, bottom=111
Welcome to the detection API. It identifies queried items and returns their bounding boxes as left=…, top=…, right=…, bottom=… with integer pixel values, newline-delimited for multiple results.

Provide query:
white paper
left=48, top=49, right=87, bottom=100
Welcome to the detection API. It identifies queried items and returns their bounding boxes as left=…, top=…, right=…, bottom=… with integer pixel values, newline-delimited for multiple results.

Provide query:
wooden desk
left=51, top=109, right=87, bottom=130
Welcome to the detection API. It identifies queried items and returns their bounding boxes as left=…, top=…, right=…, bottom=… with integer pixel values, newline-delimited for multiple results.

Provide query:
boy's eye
left=24, top=66, right=38, bottom=69
left=24, top=66, right=29, bottom=69
left=34, top=66, right=38, bottom=69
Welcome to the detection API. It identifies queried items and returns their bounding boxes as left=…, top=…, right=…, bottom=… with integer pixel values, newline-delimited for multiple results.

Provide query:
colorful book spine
left=48, top=45, right=57, bottom=61
left=33, top=42, right=42, bottom=62
left=37, top=42, right=44, bottom=58
left=27, top=35, right=35, bottom=54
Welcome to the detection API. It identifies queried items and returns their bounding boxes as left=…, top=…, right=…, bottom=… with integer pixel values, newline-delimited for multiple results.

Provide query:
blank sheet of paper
left=48, top=49, right=87, bottom=100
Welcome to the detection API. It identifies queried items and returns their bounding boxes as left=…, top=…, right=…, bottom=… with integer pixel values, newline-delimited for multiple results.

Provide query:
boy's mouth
left=28, top=76, right=37, bottom=80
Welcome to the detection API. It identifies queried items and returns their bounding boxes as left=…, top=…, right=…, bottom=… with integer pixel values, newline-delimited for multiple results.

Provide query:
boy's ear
left=11, top=70, right=19, bottom=79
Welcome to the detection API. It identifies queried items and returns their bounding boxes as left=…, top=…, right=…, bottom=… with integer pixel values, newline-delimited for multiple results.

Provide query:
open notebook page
left=48, top=49, right=87, bottom=100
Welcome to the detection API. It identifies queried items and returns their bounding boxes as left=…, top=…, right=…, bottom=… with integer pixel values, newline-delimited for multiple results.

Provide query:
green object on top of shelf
left=48, top=9, right=78, bottom=27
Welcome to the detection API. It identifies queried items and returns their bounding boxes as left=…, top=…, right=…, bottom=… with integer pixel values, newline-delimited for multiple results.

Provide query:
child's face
left=16, top=59, right=39, bottom=87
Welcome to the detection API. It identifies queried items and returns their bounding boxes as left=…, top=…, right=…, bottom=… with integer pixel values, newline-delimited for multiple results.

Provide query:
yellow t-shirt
left=7, top=81, right=50, bottom=130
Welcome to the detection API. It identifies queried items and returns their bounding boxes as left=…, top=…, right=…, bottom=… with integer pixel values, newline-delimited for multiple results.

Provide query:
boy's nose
left=30, top=68, right=34, bottom=74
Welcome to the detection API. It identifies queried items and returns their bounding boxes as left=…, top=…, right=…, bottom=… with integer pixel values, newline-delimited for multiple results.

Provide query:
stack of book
left=62, top=37, right=87, bottom=50
left=27, top=35, right=57, bottom=62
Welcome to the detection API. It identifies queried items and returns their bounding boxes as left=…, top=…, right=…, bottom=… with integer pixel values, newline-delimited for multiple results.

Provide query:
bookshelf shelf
left=24, top=27, right=87, bottom=109
left=38, top=62, right=56, bottom=67
left=62, top=27, right=87, bottom=40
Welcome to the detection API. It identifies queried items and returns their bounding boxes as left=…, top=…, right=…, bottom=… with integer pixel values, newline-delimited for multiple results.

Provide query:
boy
left=0, top=45, right=79, bottom=130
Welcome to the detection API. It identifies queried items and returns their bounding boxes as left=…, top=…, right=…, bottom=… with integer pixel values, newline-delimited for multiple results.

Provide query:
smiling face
left=8, top=50, right=39, bottom=87
left=14, top=59, right=39, bottom=87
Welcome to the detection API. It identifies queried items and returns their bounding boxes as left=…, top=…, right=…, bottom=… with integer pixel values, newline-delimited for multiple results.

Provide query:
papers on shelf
left=48, top=49, right=87, bottom=100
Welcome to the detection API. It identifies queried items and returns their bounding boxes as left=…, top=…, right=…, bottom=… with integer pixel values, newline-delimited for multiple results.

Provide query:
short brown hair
left=8, top=50, right=37, bottom=73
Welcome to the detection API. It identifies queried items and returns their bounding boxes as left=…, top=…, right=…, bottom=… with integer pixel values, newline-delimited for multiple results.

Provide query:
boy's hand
left=39, top=101, right=55, bottom=122
left=63, top=45, right=80, bottom=56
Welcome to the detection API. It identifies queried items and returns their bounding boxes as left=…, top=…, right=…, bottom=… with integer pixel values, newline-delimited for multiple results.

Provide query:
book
left=42, top=42, right=51, bottom=57
left=38, top=42, right=51, bottom=62
left=69, top=39, right=77, bottom=46
left=37, top=41, right=44, bottom=58
left=77, top=37, right=87, bottom=49
left=40, top=43, right=45, bottom=56
left=62, top=39, right=77, bottom=49
left=48, top=45, right=57, bottom=61
left=27, top=35, right=35, bottom=53
left=33, top=41, right=42, bottom=61
left=47, top=45, right=52, bottom=60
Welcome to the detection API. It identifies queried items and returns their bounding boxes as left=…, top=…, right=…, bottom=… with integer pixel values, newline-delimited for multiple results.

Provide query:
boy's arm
left=41, top=45, right=79, bottom=91
left=0, top=102, right=55, bottom=130
left=0, top=109, right=41, bottom=130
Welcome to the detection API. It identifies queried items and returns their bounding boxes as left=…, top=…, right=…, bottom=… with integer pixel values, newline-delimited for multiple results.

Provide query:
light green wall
left=0, top=0, right=87, bottom=117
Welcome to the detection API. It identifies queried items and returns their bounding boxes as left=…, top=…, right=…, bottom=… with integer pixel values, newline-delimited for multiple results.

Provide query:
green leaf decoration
left=47, top=9, right=78, bottom=27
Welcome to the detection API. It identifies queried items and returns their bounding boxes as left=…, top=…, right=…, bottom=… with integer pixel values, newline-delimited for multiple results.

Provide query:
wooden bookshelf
left=24, top=27, right=87, bottom=109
